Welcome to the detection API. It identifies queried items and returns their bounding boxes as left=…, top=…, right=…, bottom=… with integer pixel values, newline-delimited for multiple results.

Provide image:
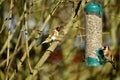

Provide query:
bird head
left=55, top=25, right=64, bottom=32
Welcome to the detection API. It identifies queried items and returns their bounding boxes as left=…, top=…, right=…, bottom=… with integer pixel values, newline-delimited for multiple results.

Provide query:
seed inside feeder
left=85, top=13, right=102, bottom=59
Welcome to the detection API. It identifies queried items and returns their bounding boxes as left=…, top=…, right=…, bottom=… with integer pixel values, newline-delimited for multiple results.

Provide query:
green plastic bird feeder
left=84, top=2, right=103, bottom=66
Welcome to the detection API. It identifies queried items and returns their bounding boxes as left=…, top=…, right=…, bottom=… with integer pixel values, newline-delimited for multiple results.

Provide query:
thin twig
left=37, top=0, right=61, bottom=38
left=7, top=30, right=22, bottom=74
left=5, top=0, right=14, bottom=80
left=0, top=0, right=19, bottom=34
left=6, top=0, right=14, bottom=68
left=0, top=21, right=40, bottom=71
left=0, top=19, right=41, bottom=67
left=0, top=13, right=24, bottom=55
left=0, top=22, right=6, bottom=34
left=17, top=40, right=36, bottom=71
left=24, top=0, right=33, bottom=73
left=0, top=27, right=38, bottom=67
left=0, top=45, right=23, bottom=67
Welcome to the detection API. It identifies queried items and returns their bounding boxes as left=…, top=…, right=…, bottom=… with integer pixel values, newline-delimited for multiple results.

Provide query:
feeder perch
left=84, top=2, right=103, bottom=66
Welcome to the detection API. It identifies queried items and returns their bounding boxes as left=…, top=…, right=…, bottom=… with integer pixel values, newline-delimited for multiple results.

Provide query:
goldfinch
left=41, top=26, right=61, bottom=44
left=102, top=45, right=114, bottom=62
left=102, top=45, right=116, bottom=69
left=96, top=46, right=116, bottom=69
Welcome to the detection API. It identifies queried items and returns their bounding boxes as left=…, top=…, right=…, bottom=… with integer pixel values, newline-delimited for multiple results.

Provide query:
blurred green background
left=0, top=0, right=120, bottom=80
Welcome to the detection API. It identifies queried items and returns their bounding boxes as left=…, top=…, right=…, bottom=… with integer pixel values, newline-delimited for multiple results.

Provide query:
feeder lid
left=84, top=2, right=102, bottom=17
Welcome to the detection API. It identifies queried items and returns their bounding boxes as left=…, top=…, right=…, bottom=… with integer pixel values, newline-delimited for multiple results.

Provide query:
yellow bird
left=102, top=45, right=116, bottom=69
left=41, top=26, right=61, bottom=44
left=102, top=46, right=114, bottom=62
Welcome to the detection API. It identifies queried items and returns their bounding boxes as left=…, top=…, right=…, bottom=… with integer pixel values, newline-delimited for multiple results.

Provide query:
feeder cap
left=84, top=2, right=102, bottom=16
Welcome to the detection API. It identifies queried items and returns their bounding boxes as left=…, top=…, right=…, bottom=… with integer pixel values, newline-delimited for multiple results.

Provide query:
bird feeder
left=84, top=2, right=103, bottom=66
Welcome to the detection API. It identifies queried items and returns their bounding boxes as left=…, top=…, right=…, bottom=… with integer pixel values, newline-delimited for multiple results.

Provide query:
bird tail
left=41, top=40, right=51, bottom=44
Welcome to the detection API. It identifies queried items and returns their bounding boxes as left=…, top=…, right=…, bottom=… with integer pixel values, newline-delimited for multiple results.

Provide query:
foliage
left=0, top=0, right=120, bottom=80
